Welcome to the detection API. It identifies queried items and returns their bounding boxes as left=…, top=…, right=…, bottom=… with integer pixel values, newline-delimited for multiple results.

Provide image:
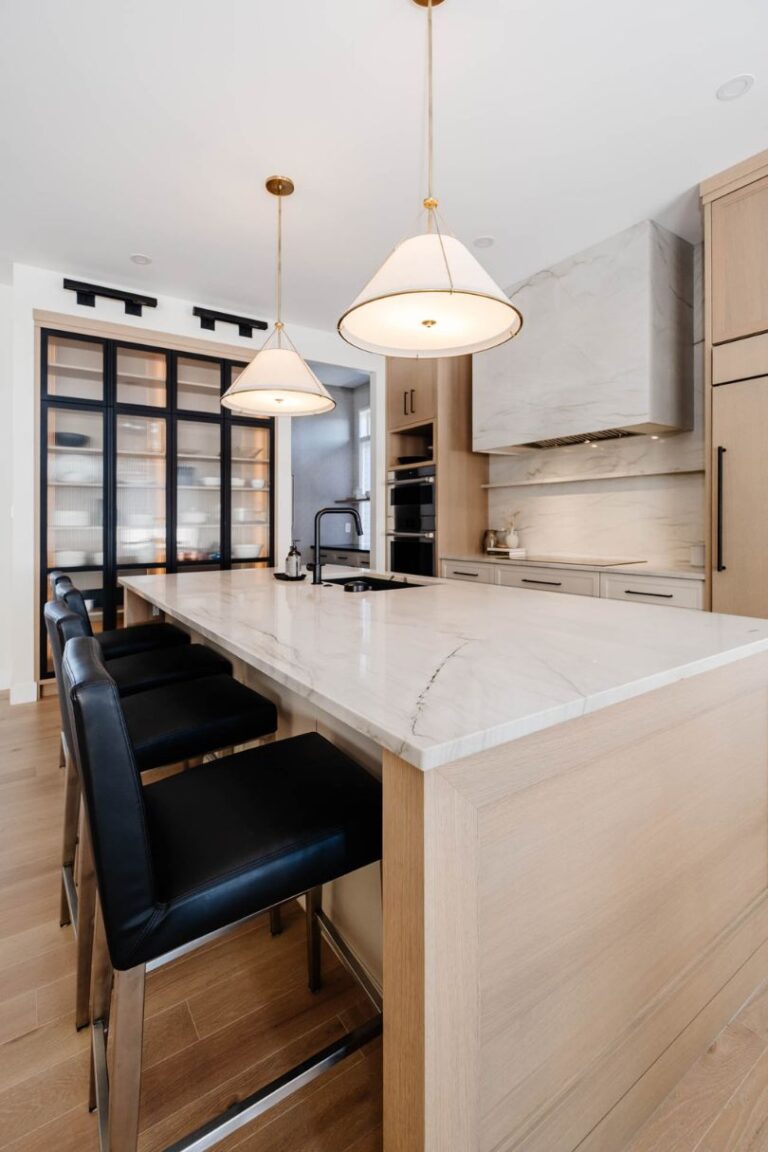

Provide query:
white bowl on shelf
left=232, top=543, right=263, bottom=559
left=202, top=476, right=220, bottom=487
left=180, top=511, right=207, bottom=525
left=231, top=477, right=245, bottom=488
left=91, top=552, right=103, bottom=565
left=54, top=550, right=87, bottom=567
left=250, top=478, right=266, bottom=490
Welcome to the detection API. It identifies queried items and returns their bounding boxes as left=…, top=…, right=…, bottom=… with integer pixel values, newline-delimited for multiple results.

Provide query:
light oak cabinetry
left=710, top=378, right=768, bottom=618
left=710, top=175, right=768, bottom=344
left=701, top=150, right=768, bottom=616
left=386, top=358, right=437, bottom=431
left=387, top=356, right=488, bottom=575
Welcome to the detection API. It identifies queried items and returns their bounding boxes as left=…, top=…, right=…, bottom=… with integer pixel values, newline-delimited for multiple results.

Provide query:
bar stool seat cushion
left=97, top=622, right=190, bottom=661
left=123, top=674, right=278, bottom=772
left=106, top=644, right=231, bottom=697
left=134, top=733, right=381, bottom=966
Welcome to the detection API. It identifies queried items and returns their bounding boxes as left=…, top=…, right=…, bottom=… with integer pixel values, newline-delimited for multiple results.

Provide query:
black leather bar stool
left=61, top=635, right=382, bottom=1152
left=52, top=573, right=191, bottom=660
left=45, top=602, right=280, bottom=1030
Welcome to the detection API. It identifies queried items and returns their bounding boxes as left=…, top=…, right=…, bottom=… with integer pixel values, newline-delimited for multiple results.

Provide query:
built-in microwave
left=388, top=466, right=436, bottom=534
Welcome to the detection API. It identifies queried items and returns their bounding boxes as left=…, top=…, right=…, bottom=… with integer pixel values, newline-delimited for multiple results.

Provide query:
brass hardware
left=423, top=197, right=439, bottom=210
left=265, top=176, right=295, bottom=197
left=422, top=319, right=437, bottom=327
left=412, top=0, right=445, bottom=6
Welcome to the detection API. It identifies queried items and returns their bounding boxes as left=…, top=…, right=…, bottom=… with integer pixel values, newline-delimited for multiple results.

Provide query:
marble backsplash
left=486, top=245, right=705, bottom=567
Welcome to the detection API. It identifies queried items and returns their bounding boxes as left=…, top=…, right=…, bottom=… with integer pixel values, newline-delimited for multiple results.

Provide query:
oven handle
left=386, top=531, right=435, bottom=540
left=387, top=477, right=435, bottom=487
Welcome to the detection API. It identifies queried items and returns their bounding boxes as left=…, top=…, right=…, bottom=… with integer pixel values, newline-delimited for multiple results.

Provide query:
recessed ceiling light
left=716, top=74, right=755, bottom=102
left=473, top=236, right=495, bottom=249
left=130, top=253, right=152, bottom=265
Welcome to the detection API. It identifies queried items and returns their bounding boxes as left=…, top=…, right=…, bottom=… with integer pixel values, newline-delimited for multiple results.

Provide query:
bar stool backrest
left=43, top=599, right=91, bottom=756
left=60, top=635, right=156, bottom=968
left=58, top=584, right=95, bottom=635
left=49, top=570, right=73, bottom=599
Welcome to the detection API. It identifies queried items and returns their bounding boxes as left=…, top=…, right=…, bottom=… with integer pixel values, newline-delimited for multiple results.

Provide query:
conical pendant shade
left=338, top=232, right=522, bottom=358
left=221, top=341, right=335, bottom=416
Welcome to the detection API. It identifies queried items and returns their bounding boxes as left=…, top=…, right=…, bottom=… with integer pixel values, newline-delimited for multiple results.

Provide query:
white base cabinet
left=440, top=558, right=703, bottom=609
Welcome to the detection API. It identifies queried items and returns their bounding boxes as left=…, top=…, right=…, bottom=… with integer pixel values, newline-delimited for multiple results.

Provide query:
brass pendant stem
left=276, top=192, right=282, bottom=340
left=427, top=0, right=434, bottom=204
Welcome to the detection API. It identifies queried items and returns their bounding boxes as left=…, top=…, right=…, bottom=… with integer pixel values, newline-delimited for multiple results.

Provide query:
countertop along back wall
left=485, top=245, right=705, bottom=566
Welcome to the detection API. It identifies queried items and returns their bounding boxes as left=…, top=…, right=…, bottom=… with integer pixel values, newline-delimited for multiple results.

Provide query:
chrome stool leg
left=306, top=886, right=323, bottom=993
left=75, top=816, right=97, bottom=1030
left=60, top=748, right=80, bottom=928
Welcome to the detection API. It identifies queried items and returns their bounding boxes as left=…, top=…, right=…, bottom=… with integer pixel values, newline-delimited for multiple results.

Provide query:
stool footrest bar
left=91, top=1019, right=110, bottom=1152
left=316, top=908, right=382, bottom=1013
left=163, top=1015, right=382, bottom=1152
left=61, top=863, right=79, bottom=933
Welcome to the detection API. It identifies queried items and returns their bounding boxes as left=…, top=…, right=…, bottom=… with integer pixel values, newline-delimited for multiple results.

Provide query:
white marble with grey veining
left=473, top=220, right=694, bottom=452
left=121, top=567, right=768, bottom=773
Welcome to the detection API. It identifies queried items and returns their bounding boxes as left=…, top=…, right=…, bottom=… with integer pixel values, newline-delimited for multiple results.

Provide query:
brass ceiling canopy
left=265, top=176, right=295, bottom=197
left=412, top=0, right=446, bottom=6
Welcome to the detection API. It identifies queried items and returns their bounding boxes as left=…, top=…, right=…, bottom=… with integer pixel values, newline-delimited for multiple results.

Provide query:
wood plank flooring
left=0, top=694, right=381, bottom=1152
left=5, top=693, right=768, bottom=1152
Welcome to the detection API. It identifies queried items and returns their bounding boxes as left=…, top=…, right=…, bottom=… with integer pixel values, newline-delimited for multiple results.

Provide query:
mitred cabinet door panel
left=711, top=175, right=768, bottom=344
left=712, top=376, right=768, bottom=618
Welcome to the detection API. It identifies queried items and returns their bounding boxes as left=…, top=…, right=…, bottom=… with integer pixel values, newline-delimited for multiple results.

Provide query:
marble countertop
left=442, top=554, right=707, bottom=581
left=120, top=567, right=767, bottom=772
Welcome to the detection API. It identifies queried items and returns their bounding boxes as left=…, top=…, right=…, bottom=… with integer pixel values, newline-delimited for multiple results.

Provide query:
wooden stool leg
left=306, top=886, right=323, bottom=993
left=60, top=752, right=80, bottom=928
left=89, top=898, right=113, bottom=1113
left=107, top=965, right=145, bottom=1152
left=269, top=905, right=283, bottom=936
left=75, top=815, right=96, bottom=1030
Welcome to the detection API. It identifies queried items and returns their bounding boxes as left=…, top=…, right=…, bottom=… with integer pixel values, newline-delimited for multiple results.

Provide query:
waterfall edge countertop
left=120, top=566, right=768, bottom=771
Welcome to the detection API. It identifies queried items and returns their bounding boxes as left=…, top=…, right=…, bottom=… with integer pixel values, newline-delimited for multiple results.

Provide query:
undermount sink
left=322, top=575, right=425, bottom=592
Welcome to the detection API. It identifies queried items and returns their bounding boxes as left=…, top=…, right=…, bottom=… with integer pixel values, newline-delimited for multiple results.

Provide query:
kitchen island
left=121, top=567, right=768, bottom=1152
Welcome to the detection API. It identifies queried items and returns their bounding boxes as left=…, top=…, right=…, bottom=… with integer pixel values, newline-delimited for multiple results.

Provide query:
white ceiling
left=1, top=0, right=767, bottom=331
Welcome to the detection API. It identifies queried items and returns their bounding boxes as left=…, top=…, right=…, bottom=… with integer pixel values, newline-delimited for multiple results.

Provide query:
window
left=358, top=406, right=371, bottom=549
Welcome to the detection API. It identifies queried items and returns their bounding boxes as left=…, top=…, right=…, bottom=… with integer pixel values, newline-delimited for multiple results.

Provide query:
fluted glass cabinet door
left=117, top=345, right=167, bottom=407
left=230, top=422, right=271, bottom=563
left=46, top=408, right=105, bottom=570
left=116, top=414, right=167, bottom=565
left=177, top=356, right=222, bottom=414
left=176, top=420, right=221, bottom=563
left=46, top=335, right=104, bottom=401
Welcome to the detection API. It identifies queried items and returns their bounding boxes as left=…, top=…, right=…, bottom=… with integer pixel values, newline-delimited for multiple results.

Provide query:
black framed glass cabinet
left=39, top=329, right=275, bottom=676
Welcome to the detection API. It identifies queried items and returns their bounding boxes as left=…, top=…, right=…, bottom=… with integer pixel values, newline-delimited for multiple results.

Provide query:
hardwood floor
left=0, top=694, right=381, bottom=1152
left=5, top=692, right=768, bottom=1152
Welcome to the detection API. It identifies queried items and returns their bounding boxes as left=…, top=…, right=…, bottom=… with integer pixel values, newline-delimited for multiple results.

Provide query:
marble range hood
left=472, top=220, right=694, bottom=453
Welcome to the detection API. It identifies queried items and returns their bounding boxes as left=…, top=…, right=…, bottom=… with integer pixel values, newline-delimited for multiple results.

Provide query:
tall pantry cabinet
left=701, top=151, right=768, bottom=616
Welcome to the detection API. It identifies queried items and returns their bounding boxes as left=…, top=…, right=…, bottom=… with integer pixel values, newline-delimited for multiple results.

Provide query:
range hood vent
left=523, top=429, right=642, bottom=450
left=472, top=221, right=694, bottom=455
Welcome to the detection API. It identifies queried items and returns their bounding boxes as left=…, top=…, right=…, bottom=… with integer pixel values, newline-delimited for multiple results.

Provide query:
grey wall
left=291, top=384, right=357, bottom=554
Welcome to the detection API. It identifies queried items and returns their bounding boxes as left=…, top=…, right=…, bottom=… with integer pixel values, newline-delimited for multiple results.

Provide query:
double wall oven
left=387, top=465, right=435, bottom=576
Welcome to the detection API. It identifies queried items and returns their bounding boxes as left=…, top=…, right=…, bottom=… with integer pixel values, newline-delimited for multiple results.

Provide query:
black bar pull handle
left=410, top=388, right=415, bottom=415
left=623, top=589, right=674, bottom=599
left=716, top=446, right=727, bottom=572
left=403, top=391, right=408, bottom=417
left=522, top=578, right=563, bottom=587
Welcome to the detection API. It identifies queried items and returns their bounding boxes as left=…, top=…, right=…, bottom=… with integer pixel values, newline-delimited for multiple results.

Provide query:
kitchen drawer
left=495, top=565, right=599, bottom=597
left=320, top=550, right=369, bottom=568
left=599, top=572, right=703, bottom=609
left=713, top=333, right=768, bottom=385
left=440, top=560, right=493, bottom=584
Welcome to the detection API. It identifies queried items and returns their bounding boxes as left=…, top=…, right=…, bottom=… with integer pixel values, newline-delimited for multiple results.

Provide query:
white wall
left=0, top=284, right=13, bottom=691
left=291, top=384, right=357, bottom=552
left=487, top=245, right=705, bottom=567
left=8, top=262, right=385, bottom=702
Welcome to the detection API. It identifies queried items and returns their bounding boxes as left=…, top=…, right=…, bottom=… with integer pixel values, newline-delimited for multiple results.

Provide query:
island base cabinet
left=382, top=652, right=768, bottom=1152
left=712, top=378, right=768, bottom=618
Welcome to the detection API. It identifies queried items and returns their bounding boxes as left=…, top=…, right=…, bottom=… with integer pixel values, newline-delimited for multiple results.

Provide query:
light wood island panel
left=384, top=652, right=768, bottom=1152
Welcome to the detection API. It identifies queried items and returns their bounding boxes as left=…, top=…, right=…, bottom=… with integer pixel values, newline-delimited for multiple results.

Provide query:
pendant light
left=221, top=177, right=335, bottom=416
left=337, top=0, right=522, bottom=359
